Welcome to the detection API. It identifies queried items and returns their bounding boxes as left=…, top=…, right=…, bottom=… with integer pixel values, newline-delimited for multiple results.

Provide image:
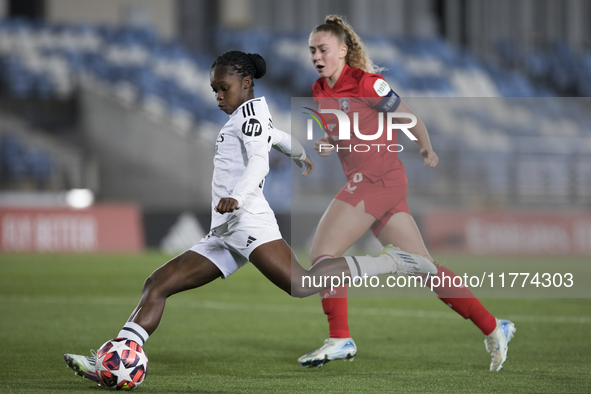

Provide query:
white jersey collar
left=232, top=96, right=266, bottom=117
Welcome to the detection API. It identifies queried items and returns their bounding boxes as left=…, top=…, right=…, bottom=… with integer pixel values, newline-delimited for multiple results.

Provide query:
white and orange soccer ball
left=95, top=338, right=148, bottom=390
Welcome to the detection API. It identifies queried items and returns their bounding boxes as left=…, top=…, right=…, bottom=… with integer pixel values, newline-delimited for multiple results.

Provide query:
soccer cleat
left=484, top=318, right=516, bottom=371
left=380, top=245, right=438, bottom=275
left=64, top=352, right=99, bottom=383
left=298, top=338, right=357, bottom=368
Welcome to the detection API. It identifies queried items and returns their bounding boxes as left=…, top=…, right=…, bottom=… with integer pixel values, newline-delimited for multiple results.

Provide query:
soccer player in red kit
left=298, top=15, right=516, bottom=372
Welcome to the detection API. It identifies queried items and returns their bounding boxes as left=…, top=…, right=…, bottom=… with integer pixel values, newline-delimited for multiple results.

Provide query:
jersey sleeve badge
left=373, top=79, right=390, bottom=97
left=368, top=77, right=400, bottom=112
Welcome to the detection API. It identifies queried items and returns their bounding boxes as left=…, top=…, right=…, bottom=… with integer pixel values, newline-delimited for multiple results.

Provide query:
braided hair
left=211, top=50, right=266, bottom=86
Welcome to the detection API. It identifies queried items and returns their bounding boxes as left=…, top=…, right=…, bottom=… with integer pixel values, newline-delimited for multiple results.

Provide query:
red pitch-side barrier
left=423, top=209, right=591, bottom=255
left=0, top=204, right=144, bottom=253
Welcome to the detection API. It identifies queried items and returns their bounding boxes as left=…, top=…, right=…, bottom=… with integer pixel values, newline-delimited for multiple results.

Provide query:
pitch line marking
left=1, top=294, right=590, bottom=324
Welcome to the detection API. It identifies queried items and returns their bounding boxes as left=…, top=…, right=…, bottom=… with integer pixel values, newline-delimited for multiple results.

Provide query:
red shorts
left=335, top=175, right=410, bottom=237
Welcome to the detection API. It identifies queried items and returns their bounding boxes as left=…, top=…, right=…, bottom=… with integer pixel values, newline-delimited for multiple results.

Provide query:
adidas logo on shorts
left=246, top=236, right=257, bottom=247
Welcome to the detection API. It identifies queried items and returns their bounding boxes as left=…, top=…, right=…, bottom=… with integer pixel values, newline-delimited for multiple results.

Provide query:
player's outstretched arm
left=271, top=128, right=313, bottom=176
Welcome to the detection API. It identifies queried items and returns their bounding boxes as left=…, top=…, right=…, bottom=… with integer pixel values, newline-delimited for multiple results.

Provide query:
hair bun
left=248, top=53, right=266, bottom=79
left=325, top=15, right=343, bottom=25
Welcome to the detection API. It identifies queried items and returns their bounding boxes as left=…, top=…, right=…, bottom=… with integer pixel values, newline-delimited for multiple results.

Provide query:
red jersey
left=312, top=64, right=407, bottom=186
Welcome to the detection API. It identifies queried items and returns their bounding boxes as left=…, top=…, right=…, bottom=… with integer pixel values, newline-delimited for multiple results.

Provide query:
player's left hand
left=294, top=155, right=314, bottom=177
left=215, top=197, right=239, bottom=214
left=420, top=148, right=439, bottom=168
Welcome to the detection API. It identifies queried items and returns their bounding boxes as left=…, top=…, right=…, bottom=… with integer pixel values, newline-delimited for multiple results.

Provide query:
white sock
left=344, top=254, right=394, bottom=281
left=118, top=322, right=149, bottom=346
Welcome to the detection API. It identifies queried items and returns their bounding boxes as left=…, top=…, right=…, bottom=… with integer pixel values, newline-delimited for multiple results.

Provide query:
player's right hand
left=215, top=197, right=239, bottom=214
left=420, top=147, right=439, bottom=168
left=314, top=136, right=335, bottom=157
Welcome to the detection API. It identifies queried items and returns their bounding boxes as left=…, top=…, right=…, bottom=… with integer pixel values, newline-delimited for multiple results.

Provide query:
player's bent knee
left=290, top=287, right=306, bottom=298
left=290, top=287, right=310, bottom=298
left=141, top=275, right=154, bottom=294
left=141, top=276, right=164, bottom=301
left=290, top=277, right=317, bottom=298
left=142, top=271, right=173, bottom=300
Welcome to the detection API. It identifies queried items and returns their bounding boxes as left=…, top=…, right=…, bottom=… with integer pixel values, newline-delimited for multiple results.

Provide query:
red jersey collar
left=322, top=64, right=351, bottom=92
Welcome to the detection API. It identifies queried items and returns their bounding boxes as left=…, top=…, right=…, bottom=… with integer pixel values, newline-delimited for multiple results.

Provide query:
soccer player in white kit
left=64, top=50, right=439, bottom=384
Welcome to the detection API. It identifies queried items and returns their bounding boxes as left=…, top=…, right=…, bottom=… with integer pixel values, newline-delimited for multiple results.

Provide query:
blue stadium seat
left=26, top=148, right=54, bottom=184
left=496, top=39, right=519, bottom=67
left=525, top=51, right=551, bottom=79
left=0, top=134, right=28, bottom=183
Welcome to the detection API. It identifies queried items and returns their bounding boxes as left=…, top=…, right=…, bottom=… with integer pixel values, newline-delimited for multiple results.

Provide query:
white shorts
left=189, top=210, right=282, bottom=278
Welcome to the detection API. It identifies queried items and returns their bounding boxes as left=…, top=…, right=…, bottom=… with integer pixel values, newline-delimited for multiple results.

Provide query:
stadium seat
left=26, top=147, right=54, bottom=185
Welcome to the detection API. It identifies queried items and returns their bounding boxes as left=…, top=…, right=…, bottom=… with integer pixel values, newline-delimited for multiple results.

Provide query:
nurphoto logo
left=302, top=106, right=417, bottom=153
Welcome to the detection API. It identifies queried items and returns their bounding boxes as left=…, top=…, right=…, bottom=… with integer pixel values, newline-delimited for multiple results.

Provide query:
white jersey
left=211, top=97, right=275, bottom=228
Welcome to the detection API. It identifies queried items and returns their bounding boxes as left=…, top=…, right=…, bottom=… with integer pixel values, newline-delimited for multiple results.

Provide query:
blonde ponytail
left=312, top=15, right=379, bottom=73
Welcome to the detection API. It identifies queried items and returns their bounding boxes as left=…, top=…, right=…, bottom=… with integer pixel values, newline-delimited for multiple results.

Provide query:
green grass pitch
left=1, top=252, right=590, bottom=393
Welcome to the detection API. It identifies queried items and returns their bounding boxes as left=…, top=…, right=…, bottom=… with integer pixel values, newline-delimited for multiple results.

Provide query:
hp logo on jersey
left=242, top=119, right=262, bottom=137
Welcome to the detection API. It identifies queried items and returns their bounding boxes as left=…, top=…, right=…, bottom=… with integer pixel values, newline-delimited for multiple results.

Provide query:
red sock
left=426, top=266, right=497, bottom=336
left=313, top=255, right=350, bottom=338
